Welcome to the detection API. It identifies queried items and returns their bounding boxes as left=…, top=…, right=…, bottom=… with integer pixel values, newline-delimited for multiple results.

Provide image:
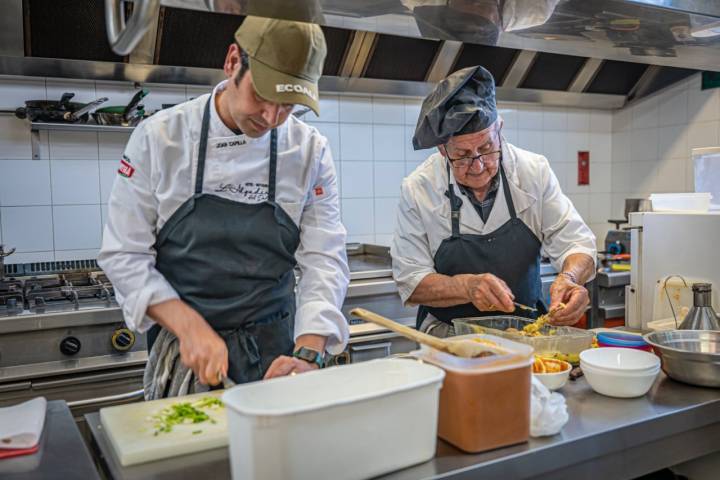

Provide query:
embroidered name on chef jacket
left=118, top=155, right=135, bottom=178
left=215, top=182, right=269, bottom=202
left=214, top=139, right=247, bottom=149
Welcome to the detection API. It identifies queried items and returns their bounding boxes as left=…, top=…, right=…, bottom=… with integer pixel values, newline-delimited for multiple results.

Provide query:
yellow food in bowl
left=532, top=356, right=571, bottom=375
left=541, top=352, right=580, bottom=365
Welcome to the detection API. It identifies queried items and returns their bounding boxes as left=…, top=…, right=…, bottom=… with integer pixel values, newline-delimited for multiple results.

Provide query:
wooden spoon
left=350, top=308, right=512, bottom=358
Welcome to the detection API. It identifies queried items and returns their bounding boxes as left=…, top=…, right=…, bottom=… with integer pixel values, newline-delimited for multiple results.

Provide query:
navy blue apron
left=150, top=98, right=298, bottom=384
left=417, top=158, right=544, bottom=328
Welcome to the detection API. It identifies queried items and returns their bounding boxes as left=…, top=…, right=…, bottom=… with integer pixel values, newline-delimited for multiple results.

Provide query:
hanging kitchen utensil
left=14, top=92, right=80, bottom=121
left=14, top=93, right=108, bottom=123
left=62, top=97, right=108, bottom=122
left=93, top=89, right=149, bottom=126
left=350, top=308, right=512, bottom=358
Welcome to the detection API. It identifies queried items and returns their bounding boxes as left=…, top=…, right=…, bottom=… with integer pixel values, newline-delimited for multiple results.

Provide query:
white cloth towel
left=530, top=377, right=569, bottom=437
left=0, top=397, right=47, bottom=449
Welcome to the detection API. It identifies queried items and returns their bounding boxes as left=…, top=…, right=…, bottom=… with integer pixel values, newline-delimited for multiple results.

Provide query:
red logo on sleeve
left=314, top=186, right=324, bottom=196
left=118, top=158, right=135, bottom=178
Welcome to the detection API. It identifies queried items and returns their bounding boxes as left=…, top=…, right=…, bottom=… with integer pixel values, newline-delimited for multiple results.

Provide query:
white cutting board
left=100, top=391, right=228, bottom=466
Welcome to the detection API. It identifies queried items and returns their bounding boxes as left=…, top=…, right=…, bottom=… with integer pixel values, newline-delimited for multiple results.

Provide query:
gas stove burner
left=1, top=278, right=26, bottom=316
left=63, top=272, right=93, bottom=287
left=0, top=292, right=24, bottom=315
left=0, top=278, right=23, bottom=294
left=24, top=275, right=63, bottom=294
left=26, top=287, right=74, bottom=313
left=0, top=264, right=118, bottom=316
left=73, top=284, right=114, bottom=304
left=90, top=271, right=110, bottom=284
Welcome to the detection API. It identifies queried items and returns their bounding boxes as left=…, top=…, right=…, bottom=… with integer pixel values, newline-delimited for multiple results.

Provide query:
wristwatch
left=293, top=346, right=325, bottom=369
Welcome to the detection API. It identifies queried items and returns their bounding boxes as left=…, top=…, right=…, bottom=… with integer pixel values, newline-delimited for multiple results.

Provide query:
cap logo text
left=275, top=83, right=317, bottom=100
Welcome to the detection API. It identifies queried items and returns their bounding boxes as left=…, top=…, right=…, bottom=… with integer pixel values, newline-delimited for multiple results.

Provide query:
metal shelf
left=29, top=121, right=135, bottom=159
left=30, top=121, right=136, bottom=133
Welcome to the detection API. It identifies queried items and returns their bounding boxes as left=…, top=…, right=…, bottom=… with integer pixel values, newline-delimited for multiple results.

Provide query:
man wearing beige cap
left=99, top=17, right=349, bottom=397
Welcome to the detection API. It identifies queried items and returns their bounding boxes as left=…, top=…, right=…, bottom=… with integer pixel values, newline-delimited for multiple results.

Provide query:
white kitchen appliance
left=626, top=212, right=720, bottom=330
left=693, top=147, right=720, bottom=211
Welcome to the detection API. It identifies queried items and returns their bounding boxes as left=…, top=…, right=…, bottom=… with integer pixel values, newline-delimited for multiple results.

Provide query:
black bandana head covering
left=412, top=65, right=498, bottom=150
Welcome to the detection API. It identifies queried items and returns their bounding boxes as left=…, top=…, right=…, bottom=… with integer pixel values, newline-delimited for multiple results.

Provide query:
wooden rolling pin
left=350, top=308, right=512, bottom=358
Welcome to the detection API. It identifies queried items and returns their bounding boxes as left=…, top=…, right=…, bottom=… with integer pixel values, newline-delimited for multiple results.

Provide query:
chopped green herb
left=151, top=396, right=224, bottom=436
left=192, top=430, right=202, bottom=435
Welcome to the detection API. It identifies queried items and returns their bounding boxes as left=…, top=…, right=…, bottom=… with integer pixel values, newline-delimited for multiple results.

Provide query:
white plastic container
left=222, top=359, right=444, bottom=480
left=649, top=193, right=712, bottom=213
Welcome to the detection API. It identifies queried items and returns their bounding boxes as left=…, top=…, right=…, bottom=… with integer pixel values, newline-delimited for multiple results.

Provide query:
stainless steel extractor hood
left=1, top=0, right=718, bottom=108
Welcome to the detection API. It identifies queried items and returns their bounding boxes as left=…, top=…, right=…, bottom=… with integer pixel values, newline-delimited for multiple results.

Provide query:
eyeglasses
left=445, top=149, right=501, bottom=169
left=445, top=133, right=502, bottom=170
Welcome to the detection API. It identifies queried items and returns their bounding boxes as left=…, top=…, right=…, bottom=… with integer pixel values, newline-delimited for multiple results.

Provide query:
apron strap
left=445, top=160, right=462, bottom=238
left=268, top=129, right=278, bottom=202
left=498, top=157, right=518, bottom=220
left=195, top=98, right=212, bottom=195
left=195, top=98, right=279, bottom=201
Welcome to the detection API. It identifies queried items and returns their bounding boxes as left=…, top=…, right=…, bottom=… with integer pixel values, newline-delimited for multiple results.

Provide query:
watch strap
left=293, top=346, right=325, bottom=368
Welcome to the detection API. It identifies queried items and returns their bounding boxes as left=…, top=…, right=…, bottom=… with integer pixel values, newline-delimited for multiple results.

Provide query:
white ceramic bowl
left=580, top=347, right=660, bottom=373
left=533, top=369, right=570, bottom=391
left=581, top=362, right=660, bottom=398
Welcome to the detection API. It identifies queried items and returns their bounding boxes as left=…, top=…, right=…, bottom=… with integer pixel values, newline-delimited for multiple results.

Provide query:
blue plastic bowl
left=597, top=331, right=651, bottom=350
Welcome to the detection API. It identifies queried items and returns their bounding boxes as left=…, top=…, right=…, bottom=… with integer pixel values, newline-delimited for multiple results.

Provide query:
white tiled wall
left=610, top=73, right=719, bottom=228
left=0, top=75, right=209, bottom=262
left=1, top=74, right=617, bottom=260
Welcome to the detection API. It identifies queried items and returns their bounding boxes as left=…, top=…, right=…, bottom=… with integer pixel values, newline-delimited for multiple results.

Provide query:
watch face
left=297, top=347, right=317, bottom=363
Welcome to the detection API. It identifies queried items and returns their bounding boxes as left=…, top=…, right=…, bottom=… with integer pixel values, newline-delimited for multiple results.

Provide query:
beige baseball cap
left=235, top=16, right=327, bottom=115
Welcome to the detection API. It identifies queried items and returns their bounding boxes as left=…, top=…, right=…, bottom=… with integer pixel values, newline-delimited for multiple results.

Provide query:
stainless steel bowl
left=643, top=330, right=720, bottom=387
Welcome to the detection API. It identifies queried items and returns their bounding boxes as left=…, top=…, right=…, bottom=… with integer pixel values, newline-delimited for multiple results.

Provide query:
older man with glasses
left=391, top=66, right=597, bottom=338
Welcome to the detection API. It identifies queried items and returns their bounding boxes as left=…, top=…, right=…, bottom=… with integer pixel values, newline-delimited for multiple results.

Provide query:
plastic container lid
left=597, top=331, right=649, bottom=348
left=416, top=333, right=533, bottom=373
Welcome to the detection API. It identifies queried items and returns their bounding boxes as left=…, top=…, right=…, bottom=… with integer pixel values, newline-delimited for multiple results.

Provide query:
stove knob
left=60, top=336, right=81, bottom=356
left=111, top=328, right=135, bottom=352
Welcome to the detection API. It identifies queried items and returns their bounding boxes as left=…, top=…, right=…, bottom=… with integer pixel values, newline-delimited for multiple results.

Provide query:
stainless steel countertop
left=0, top=400, right=100, bottom=480
left=85, top=373, right=720, bottom=480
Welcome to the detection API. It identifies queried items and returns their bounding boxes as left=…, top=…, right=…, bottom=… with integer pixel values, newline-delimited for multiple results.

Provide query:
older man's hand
left=549, top=275, right=589, bottom=326
left=462, top=273, right=515, bottom=312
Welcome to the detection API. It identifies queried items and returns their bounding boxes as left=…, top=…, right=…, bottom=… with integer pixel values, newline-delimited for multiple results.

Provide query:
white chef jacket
left=98, top=81, right=350, bottom=354
left=391, top=140, right=597, bottom=306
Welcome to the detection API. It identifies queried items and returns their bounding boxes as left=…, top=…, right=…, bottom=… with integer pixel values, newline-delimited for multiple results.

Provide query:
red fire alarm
left=578, top=151, right=589, bottom=185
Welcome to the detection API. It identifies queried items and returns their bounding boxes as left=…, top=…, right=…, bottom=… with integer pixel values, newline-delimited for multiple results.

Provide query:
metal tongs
left=513, top=302, right=538, bottom=313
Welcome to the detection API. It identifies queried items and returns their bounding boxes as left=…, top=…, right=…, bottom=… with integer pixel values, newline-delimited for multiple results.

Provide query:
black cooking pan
left=13, top=92, right=108, bottom=123
left=92, top=89, right=149, bottom=127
